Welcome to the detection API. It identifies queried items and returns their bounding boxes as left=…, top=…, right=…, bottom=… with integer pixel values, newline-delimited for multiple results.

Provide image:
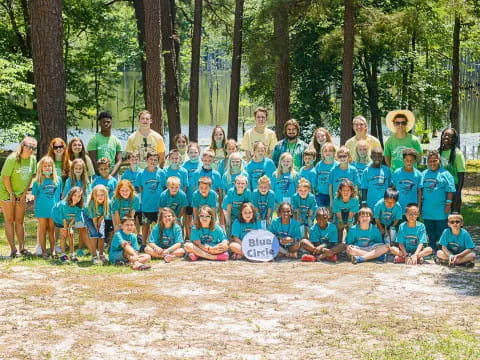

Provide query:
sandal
left=133, top=262, right=151, bottom=271
left=20, top=249, right=32, bottom=256
left=10, top=249, right=18, bottom=258
left=41, top=254, right=49, bottom=260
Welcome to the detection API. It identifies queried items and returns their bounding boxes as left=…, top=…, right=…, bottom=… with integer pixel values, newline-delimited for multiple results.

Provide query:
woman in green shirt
left=0, top=137, right=37, bottom=257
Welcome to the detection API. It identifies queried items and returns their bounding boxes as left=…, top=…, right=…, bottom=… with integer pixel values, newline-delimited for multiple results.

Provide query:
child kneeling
left=300, top=207, right=345, bottom=262
left=109, top=217, right=151, bottom=270
left=436, top=214, right=476, bottom=268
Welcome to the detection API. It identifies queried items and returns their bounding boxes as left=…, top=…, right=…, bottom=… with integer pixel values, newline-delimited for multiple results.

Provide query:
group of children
left=28, top=133, right=476, bottom=270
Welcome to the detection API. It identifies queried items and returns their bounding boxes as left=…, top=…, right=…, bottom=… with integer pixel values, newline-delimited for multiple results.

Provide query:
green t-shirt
left=440, top=149, right=465, bottom=185
left=87, top=133, right=122, bottom=166
left=384, top=133, right=422, bottom=172
left=0, top=153, right=37, bottom=200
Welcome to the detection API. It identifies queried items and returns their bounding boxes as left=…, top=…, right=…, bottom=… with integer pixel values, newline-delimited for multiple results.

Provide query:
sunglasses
left=448, top=220, right=461, bottom=224
left=25, top=145, right=37, bottom=151
left=199, top=215, right=212, bottom=219
left=53, top=145, right=64, bottom=150
left=394, top=121, right=407, bottom=126
left=338, top=155, right=348, bottom=159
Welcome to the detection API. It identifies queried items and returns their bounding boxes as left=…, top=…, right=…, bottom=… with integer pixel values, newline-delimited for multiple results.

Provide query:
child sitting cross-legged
left=229, top=202, right=262, bottom=260
left=436, top=213, right=476, bottom=268
left=390, top=203, right=432, bottom=264
left=300, top=207, right=346, bottom=262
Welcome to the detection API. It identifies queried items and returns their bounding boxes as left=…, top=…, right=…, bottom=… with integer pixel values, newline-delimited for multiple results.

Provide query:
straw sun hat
left=385, top=110, right=415, bottom=133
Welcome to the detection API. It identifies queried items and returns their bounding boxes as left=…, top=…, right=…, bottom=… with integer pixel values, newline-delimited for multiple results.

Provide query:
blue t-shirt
left=221, top=170, right=250, bottom=194
left=332, top=197, right=360, bottom=223
left=190, top=224, right=227, bottom=247
left=121, top=168, right=140, bottom=190
left=63, top=178, right=91, bottom=199
left=135, top=167, right=165, bottom=212
left=397, top=221, right=428, bottom=253
left=109, top=230, right=139, bottom=261
left=439, top=228, right=475, bottom=254
left=315, top=161, right=337, bottom=195
left=92, top=176, right=118, bottom=199
left=345, top=224, right=383, bottom=247
left=251, top=189, right=275, bottom=221
left=232, top=219, right=262, bottom=240
left=246, top=158, right=276, bottom=191
left=298, top=166, right=317, bottom=191
left=271, top=172, right=298, bottom=205
left=392, top=167, right=422, bottom=212
left=148, top=223, right=184, bottom=248
left=222, top=188, right=252, bottom=220
left=182, top=160, right=203, bottom=203
left=86, top=203, right=107, bottom=219
left=420, top=168, right=456, bottom=220
left=163, top=166, right=189, bottom=191
left=373, top=199, right=403, bottom=227
left=111, top=195, right=140, bottom=218
left=190, top=167, right=222, bottom=194
left=158, top=189, right=188, bottom=217
left=51, top=200, right=83, bottom=225
left=352, top=161, right=370, bottom=184
left=309, top=223, right=338, bottom=244
left=269, top=217, right=302, bottom=241
left=191, top=189, right=218, bottom=210
left=360, top=165, right=392, bottom=210
left=32, top=178, right=63, bottom=218
left=292, top=192, right=317, bottom=226
left=328, top=164, right=359, bottom=194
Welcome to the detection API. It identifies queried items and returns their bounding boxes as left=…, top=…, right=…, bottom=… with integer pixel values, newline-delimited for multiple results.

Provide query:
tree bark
left=273, top=5, right=290, bottom=141
left=161, top=0, right=181, bottom=145
left=143, top=0, right=163, bottom=134
left=340, top=0, right=355, bottom=145
left=227, top=0, right=244, bottom=140
left=189, top=0, right=203, bottom=142
left=132, top=0, right=148, bottom=108
left=30, top=0, right=67, bottom=156
left=450, top=12, right=460, bottom=132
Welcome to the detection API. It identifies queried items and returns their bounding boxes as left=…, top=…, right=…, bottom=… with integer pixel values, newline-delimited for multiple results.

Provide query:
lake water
left=69, top=71, right=479, bottom=156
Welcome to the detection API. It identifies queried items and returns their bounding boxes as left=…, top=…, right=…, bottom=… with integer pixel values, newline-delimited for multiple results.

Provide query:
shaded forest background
left=2, top=0, right=480, bottom=154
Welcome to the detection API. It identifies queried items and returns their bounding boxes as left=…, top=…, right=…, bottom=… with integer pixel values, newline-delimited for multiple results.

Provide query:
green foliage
left=0, top=122, right=36, bottom=147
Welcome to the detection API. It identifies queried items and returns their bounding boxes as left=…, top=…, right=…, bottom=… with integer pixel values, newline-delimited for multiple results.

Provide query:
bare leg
left=229, top=242, right=243, bottom=257
left=347, top=244, right=389, bottom=261
left=37, top=218, right=48, bottom=255
left=184, top=242, right=218, bottom=260
left=46, top=219, right=56, bottom=255
left=14, top=199, right=26, bottom=251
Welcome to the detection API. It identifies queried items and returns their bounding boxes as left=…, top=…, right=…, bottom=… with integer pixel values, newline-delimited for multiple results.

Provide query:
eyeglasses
left=53, top=145, right=64, bottom=150
left=394, top=121, right=407, bottom=126
left=25, top=145, right=37, bottom=151
left=338, top=155, right=348, bottom=159
left=407, top=213, right=419, bottom=216
left=448, top=220, right=461, bottom=224
left=199, top=215, right=212, bottom=219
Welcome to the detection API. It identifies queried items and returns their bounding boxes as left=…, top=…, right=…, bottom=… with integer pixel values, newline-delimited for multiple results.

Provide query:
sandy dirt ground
left=0, top=258, right=479, bottom=360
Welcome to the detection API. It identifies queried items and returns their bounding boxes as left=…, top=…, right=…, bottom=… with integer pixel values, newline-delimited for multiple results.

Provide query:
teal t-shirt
left=345, top=224, right=383, bottom=247
left=439, top=228, right=475, bottom=254
left=158, top=189, right=188, bottom=217
left=222, top=188, right=252, bottom=220
left=396, top=221, right=428, bottom=253
left=271, top=172, right=298, bottom=205
left=384, top=133, right=422, bottom=172
left=191, top=189, right=218, bottom=210
left=87, top=133, right=122, bottom=166
left=373, top=199, right=403, bottom=227
left=32, top=178, right=63, bottom=218
left=420, top=168, right=456, bottom=220
left=51, top=200, right=83, bottom=225
left=246, top=158, right=276, bottom=191
left=135, top=167, right=165, bottom=212
left=190, top=224, right=227, bottom=247
left=111, top=196, right=140, bottom=218
left=360, top=165, right=392, bottom=210
left=0, top=153, right=37, bottom=200
left=148, top=223, right=184, bottom=248
left=109, top=230, right=139, bottom=262
left=392, top=167, right=422, bottom=212
left=164, top=167, right=189, bottom=190
left=269, top=217, right=302, bottom=241
left=309, top=223, right=338, bottom=244
left=315, top=161, right=337, bottom=195
left=332, top=197, right=360, bottom=223
left=231, top=219, right=261, bottom=240
left=292, top=192, right=317, bottom=226
left=251, top=189, right=275, bottom=221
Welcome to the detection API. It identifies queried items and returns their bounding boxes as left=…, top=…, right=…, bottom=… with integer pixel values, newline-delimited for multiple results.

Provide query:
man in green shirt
left=384, top=110, right=422, bottom=172
left=271, top=119, right=307, bottom=171
left=87, top=111, right=123, bottom=176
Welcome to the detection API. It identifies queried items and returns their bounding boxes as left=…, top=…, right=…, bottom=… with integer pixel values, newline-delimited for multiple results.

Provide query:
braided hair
left=438, top=128, right=460, bottom=166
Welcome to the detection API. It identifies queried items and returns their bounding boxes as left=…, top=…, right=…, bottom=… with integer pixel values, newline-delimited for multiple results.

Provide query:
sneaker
left=352, top=255, right=366, bottom=264
left=99, top=255, right=108, bottom=264
left=189, top=253, right=199, bottom=261
left=34, top=243, right=43, bottom=256
left=55, top=245, right=62, bottom=254
left=139, top=244, right=146, bottom=253
left=377, top=254, right=387, bottom=262
left=325, top=254, right=337, bottom=263
left=394, top=256, right=405, bottom=264
left=76, top=249, right=85, bottom=257
left=71, top=255, right=78, bottom=263
left=216, top=252, right=229, bottom=261
left=92, top=256, right=103, bottom=265
left=301, top=254, right=316, bottom=262
left=60, top=254, right=69, bottom=263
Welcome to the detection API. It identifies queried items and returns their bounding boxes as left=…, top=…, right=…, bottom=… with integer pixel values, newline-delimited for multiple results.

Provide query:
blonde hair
left=167, top=176, right=181, bottom=187
left=336, top=146, right=352, bottom=162
left=321, top=142, right=336, bottom=160
left=16, top=136, right=37, bottom=162
left=297, top=178, right=311, bottom=190
left=448, top=213, right=463, bottom=224
left=274, top=152, right=297, bottom=179
left=225, top=152, right=245, bottom=184
left=88, top=184, right=110, bottom=218
left=68, top=158, right=89, bottom=193
left=353, top=139, right=371, bottom=163
left=35, top=156, right=60, bottom=185
left=257, top=175, right=271, bottom=186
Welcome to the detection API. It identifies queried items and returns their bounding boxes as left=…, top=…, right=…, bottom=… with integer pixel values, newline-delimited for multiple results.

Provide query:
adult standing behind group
left=126, top=110, right=166, bottom=169
left=87, top=111, right=123, bottom=176
left=345, top=115, right=382, bottom=156
left=241, top=107, right=278, bottom=161
left=384, top=110, right=422, bottom=172
left=0, top=137, right=37, bottom=257
left=271, top=119, right=307, bottom=171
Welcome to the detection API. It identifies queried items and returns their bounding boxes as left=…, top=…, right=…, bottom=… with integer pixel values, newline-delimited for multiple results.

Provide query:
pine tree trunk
left=227, top=0, right=244, bottom=140
left=132, top=0, right=148, bottom=108
left=450, top=13, right=460, bottom=132
left=340, top=0, right=355, bottom=145
left=30, top=0, right=67, bottom=156
left=273, top=6, right=290, bottom=141
left=189, top=0, right=202, bottom=142
left=161, top=0, right=181, bottom=144
left=143, top=0, right=163, bottom=134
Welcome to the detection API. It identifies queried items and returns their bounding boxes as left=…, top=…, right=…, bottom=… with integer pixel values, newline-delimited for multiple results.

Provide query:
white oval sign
left=242, top=230, right=280, bottom=262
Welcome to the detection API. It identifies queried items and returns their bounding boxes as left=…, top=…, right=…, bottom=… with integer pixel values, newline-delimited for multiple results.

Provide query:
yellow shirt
left=126, top=130, right=166, bottom=168
left=240, top=128, right=277, bottom=156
